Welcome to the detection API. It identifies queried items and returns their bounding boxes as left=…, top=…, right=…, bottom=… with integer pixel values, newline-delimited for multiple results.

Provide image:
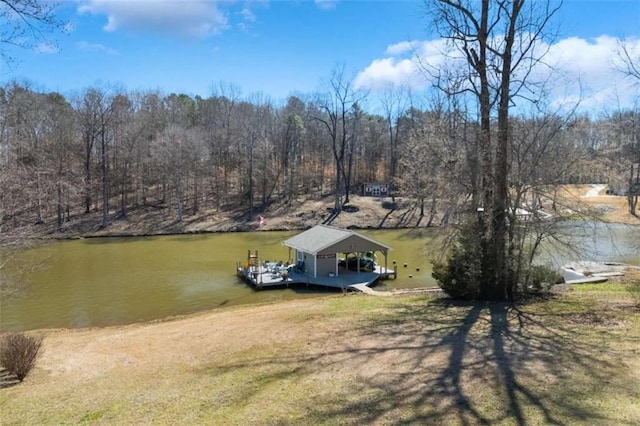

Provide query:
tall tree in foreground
left=615, top=41, right=640, bottom=215
left=428, top=0, right=561, bottom=300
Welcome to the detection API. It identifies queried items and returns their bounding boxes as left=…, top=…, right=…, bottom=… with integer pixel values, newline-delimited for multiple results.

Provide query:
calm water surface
left=1, top=229, right=440, bottom=331
left=2, top=225, right=637, bottom=331
left=538, top=222, right=640, bottom=267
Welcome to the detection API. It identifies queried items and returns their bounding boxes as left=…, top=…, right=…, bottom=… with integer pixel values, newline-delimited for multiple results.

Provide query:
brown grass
left=38, top=194, right=423, bottom=238
left=2, top=185, right=638, bottom=423
left=556, top=184, right=640, bottom=224
left=18, top=184, right=636, bottom=240
left=1, top=286, right=639, bottom=425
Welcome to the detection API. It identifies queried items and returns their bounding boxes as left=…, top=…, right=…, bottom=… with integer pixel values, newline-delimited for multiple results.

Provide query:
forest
left=0, top=78, right=638, bottom=235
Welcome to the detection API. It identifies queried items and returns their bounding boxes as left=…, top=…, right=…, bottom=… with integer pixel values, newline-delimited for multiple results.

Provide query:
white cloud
left=78, top=0, right=228, bottom=38
left=355, top=57, right=424, bottom=90
left=76, top=41, right=120, bottom=55
left=240, top=6, right=256, bottom=23
left=237, top=4, right=260, bottom=33
left=355, top=39, right=449, bottom=91
left=356, top=36, right=640, bottom=111
left=548, top=36, right=618, bottom=82
left=542, top=36, right=640, bottom=110
left=384, top=41, right=419, bottom=56
left=315, top=0, right=337, bottom=10
left=35, top=43, right=59, bottom=54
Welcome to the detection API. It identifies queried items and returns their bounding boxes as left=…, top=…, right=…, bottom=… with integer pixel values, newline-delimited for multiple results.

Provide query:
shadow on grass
left=378, top=208, right=396, bottom=228
left=0, top=369, right=20, bottom=389
left=201, top=297, right=638, bottom=424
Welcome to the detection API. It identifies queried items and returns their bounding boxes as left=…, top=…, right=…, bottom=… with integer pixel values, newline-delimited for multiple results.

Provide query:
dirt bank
left=38, top=195, right=421, bottom=238
left=28, top=185, right=639, bottom=240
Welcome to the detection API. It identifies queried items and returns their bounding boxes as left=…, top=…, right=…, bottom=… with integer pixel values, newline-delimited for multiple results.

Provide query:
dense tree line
left=0, top=80, right=637, bottom=234
left=0, top=81, right=387, bottom=231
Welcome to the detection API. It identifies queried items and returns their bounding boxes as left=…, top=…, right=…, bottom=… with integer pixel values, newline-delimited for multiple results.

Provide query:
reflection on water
left=537, top=221, right=640, bottom=267
left=0, top=229, right=438, bottom=331
left=1, top=224, right=638, bottom=331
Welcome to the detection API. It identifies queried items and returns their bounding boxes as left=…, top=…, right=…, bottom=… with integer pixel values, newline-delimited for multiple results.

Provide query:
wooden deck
left=237, top=264, right=396, bottom=292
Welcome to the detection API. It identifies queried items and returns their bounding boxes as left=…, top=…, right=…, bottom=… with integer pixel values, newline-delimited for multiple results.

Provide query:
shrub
left=0, top=332, right=43, bottom=382
left=526, top=264, right=563, bottom=295
left=432, top=220, right=482, bottom=300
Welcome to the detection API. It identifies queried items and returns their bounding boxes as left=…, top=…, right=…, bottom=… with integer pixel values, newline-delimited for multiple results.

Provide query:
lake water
left=537, top=221, right=640, bottom=267
left=0, top=228, right=440, bottom=331
left=1, top=225, right=638, bottom=331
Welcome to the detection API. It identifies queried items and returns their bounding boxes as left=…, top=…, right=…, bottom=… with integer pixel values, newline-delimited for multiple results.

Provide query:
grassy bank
left=2, top=278, right=639, bottom=425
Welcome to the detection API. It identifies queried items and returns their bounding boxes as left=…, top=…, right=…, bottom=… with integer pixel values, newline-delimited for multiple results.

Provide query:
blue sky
left=2, top=0, right=639, bottom=111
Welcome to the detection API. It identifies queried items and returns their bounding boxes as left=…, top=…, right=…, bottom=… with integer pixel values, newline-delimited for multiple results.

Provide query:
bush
left=0, top=332, right=43, bottom=382
left=432, top=220, right=482, bottom=300
left=525, top=264, right=563, bottom=295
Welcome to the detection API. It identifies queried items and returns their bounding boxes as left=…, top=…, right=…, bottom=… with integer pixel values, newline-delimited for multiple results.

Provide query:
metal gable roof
left=282, top=225, right=390, bottom=255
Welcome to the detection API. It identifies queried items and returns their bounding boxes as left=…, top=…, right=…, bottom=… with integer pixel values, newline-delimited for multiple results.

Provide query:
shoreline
left=7, top=185, right=636, bottom=242
left=43, top=223, right=437, bottom=241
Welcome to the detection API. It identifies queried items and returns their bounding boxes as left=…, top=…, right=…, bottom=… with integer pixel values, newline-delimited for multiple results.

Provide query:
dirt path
left=562, top=184, right=638, bottom=224
left=583, top=184, right=606, bottom=197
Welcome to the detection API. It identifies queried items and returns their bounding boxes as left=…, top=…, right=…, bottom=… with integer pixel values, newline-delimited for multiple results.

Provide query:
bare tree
left=111, top=92, right=150, bottom=219
left=0, top=84, right=48, bottom=222
left=617, top=40, right=640, bottom=83
left=396, top=92, right=472, bottom=228
left=614, top=42, right=640, bottom=214
left=380, top=84, right=411, bottom=182
left=137, top=91, right=167, bottom=207
left=0, top=84, right=77, bottom=297
left=427, top=0, right=561, bottom=300
left=313, top=66, right=367, bottom=211
left=304, top=102, right=333, bottom=197
left=0, top=0, right=65, bottom=66
left=38, top=92, right=78, bottom=229
left=75, top=87, right=116, bottom=228
left=357, top=111, right=386, bottom=184
left=280, top=96, right=307, bottom=202
left=209, top=82, right=242, bottom=210
left=156, top=124, right=193, bottom=225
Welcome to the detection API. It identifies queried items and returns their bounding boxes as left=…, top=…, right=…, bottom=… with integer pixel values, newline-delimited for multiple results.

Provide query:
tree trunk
left=629, top=163, right=639, bottom=216
left=477, top=0, right=494, bottom=300
left=193, top=173, right=199, bottom=215
left=101, top=132, right=109, bottom=229
left=56, top=181, right=63, bottom=229
left=84, top=134, right=92, bottom=214
left=175, top=176, right=183, bottom=224
left=334, top=164, right=342, bottom=211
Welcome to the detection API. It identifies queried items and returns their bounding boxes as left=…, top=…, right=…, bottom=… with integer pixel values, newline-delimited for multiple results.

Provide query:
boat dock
left=236, top=225, right=397, bottom=292
left=236, top=261, right=397, bottom=291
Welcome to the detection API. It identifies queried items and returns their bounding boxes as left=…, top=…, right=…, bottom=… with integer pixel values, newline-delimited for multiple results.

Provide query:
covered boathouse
left=283, top=225, right=391, bottom=279
left=237, top=225, right=396, bottom=291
